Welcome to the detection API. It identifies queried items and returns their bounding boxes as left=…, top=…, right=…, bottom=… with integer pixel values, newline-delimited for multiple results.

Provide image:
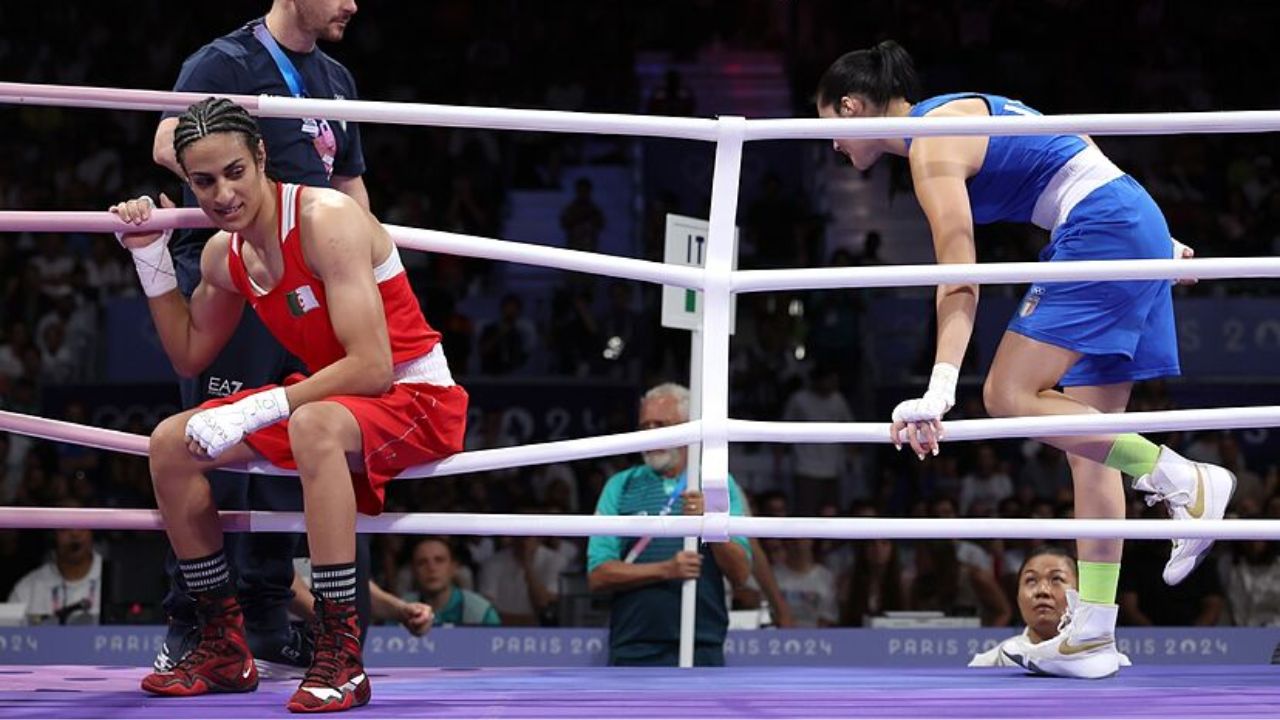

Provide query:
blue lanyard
left=658, top=474, right=689, bottom=515
left=252, top=21, right=308, bottom=98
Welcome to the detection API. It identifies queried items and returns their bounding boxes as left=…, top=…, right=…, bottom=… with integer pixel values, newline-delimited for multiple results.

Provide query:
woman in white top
left=970, top=546, right=1131, bottom=667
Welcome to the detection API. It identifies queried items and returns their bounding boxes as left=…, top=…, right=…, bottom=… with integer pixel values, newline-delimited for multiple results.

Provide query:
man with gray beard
left=586, top=383, right=752, bottom=666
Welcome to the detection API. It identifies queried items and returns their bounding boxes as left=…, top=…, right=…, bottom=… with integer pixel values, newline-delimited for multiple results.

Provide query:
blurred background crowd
left=2, top=1, right=1279, bottom=631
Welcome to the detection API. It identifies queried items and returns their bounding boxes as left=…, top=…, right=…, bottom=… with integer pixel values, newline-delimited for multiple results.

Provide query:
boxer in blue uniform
left=816, top=40, right=1235, bottom=679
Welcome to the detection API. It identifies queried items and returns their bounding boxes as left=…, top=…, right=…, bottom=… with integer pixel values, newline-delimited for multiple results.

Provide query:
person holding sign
left=586, top=383, right=752, bottom=666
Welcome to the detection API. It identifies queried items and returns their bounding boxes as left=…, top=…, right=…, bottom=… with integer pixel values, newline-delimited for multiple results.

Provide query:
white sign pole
left=679, top=328, right=702, bottom=668
left=662, top=214, right=735, bottom=668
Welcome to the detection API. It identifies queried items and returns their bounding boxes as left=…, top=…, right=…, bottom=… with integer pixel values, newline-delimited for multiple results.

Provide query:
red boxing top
left=225, top=182, right=439, bottom=374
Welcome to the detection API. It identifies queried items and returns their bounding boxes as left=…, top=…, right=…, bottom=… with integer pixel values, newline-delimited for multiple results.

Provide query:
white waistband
left=393, top=344, right=455, bottom=387
left=1030, top=144, right=1125, bottom=231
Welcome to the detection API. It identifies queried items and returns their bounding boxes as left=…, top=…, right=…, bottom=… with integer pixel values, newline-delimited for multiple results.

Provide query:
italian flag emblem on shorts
left=287, top=285, right=321, bottom=317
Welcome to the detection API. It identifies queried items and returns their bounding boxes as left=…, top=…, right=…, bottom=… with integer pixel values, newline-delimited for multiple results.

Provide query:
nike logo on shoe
left=242, top=666, right=252, bottom=679
left=302, top=686, right=344, bottom=702
left=1187, top=465, right=1206, bottom=518
left=1001, top=650, right=1048, bottom=675
left=1059, top=637, right=1113, bottom=655
left=301, top=674, right=367, bottom=702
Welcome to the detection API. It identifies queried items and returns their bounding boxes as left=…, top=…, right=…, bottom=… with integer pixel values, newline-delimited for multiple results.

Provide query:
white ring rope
left=7, top=81, right=1280, bottom=140
left=0, top=82, right=719, bottom=141
left=0, top=211, right=707, bottom=290
left=241, top=421, right=705, bottom=479
left=3, top=80, right=1279, bottom=546
left=256, top=95, right=719, bottom=140
left=0, top=83, right=261, bottom=114
left=0, top=410, right=701, bottom=480
left=3, top=407, right=1276, bottom=479
left=3, top=507, right=1280, bottom=541
left=734, top=258, right=1280, bottom=293
left=390, top=224, right=704, bottom=290
left=729, top=406, right=1280, bottom=443
left=745, top=112, right=1280, bottom=141
left=3, top=209, right=1277, bottom=292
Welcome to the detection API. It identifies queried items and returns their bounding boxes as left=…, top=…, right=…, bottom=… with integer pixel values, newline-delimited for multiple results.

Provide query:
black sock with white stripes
left=311, top=562, right=358, bottom=605
left=178, top=550, right=233, bottom=597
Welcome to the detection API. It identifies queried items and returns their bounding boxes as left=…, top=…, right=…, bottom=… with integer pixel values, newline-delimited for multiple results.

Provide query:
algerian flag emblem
left=286, top=285, right=320, bottom=317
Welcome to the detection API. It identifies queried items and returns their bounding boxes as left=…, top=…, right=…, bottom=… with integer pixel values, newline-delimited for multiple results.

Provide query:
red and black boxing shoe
left=141, top=593, right=259, bottom=696
left=286, top=597, right=370, bottom=713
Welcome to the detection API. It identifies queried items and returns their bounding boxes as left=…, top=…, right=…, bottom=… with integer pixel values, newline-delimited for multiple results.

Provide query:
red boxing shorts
left=199, top=374, right=468, bottom=515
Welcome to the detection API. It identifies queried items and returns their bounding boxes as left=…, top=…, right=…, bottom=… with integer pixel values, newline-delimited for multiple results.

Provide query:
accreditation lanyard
left=252, top=21, right=307, bottom=97
left=622, top=474, right=688, bottom=563
left=251, top=21, right=337, bottom=178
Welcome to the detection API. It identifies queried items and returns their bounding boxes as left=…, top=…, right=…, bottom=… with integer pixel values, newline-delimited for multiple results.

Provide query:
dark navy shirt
left=166, top=20, right=365, bottom=256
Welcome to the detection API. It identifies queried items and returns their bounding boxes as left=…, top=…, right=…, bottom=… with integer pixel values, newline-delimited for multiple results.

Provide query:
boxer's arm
left=111, top=195, right=243, bottom=378
left=153, top=117, right=183, bottom=178
left=150, top=235, right=245, bottom=377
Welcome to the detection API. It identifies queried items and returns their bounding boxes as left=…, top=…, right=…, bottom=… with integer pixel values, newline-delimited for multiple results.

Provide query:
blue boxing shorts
left=1007, top=175, right=1180, bottom=388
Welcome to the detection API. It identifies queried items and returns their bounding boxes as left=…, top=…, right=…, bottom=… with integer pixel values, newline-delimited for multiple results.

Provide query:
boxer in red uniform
left=111, top=97, right=467, bottom=713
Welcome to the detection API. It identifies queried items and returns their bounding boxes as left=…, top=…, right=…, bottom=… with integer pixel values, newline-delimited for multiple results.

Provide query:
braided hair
left=173, top=97, right=264, bottom=167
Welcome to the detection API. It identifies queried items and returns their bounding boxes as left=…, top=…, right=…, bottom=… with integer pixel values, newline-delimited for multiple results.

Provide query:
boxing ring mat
left=1, top=664, right=1278, bottom=718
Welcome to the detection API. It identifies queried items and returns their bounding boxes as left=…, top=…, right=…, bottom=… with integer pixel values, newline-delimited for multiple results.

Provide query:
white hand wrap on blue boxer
left=891, top=362, right=959, bottom=424
left=186, top=387, right=290, bottom=458
left=1170, top=237, right=1196, bottom=285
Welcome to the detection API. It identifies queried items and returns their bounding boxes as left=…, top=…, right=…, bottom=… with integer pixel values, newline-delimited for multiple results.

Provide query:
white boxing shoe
left=1132, top=446, right=1236, bottom=586
left=1001, top=590, right=1121, bottom=679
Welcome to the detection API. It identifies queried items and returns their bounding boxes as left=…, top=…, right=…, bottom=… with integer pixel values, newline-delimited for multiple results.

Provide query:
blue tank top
left=905, top=93, right=1088, bottom=225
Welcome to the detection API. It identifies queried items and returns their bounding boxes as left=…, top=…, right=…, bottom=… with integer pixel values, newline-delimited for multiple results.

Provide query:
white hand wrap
left=1170, top=237, right=1196, bottom=285
left=122, top=230, right=177, bottom=297
left=891, top=363, right=959, bottom=424
left=185, top=387, right=290, bottom=458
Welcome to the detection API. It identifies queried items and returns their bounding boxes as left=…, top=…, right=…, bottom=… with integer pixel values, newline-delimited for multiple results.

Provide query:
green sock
left=1078, top=561, right=1121, bottom=604
left=1103, top=433, right=1161, bottom=477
